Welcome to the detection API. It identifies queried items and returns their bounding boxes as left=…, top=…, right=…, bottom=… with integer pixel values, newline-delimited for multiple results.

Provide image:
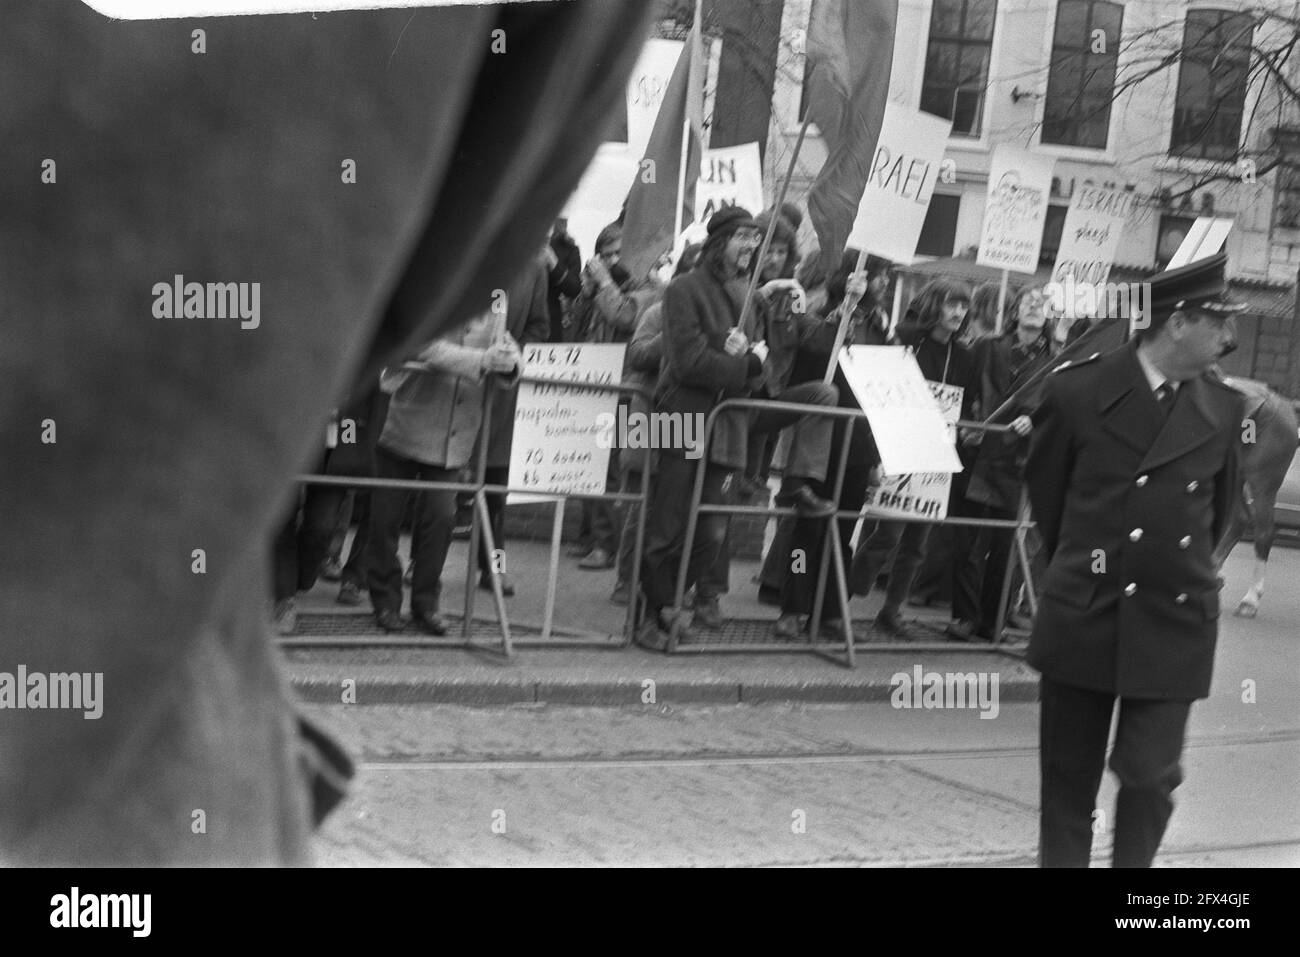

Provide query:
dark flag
left=804, top=0, right=898, bottom=278
left=621, top=26, right=705, bottom=284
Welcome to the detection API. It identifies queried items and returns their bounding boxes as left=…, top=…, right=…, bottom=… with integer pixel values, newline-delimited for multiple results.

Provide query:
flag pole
left=674, top=114, right=691, bottom=241
left=736, top=113, right=813, bottom=331
left=821, top=246, right=869, bottom=384
left=676, top=0, right=703, bottom=260
left=995, top=268, right=1009, bottom=335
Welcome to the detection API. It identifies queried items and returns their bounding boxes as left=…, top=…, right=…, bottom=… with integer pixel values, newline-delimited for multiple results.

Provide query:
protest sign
left=563, top=144, right=640, bottom=267
left=1050, top=184, right=1137, bottom=286
left=864, top=382, right=963, bottom=521
left=837, top=346, right=963, bottom=476
left=508, top=343, right=626, bottom=502
left=976, top=146, right=1055, bottom=274
left=694, top=142, right=764, bottom=225
left=626, top=39, right=683, bottom=161
left=846, top=103, right=953, bottom=262
left=1166, top=216, right=1233, bottom=269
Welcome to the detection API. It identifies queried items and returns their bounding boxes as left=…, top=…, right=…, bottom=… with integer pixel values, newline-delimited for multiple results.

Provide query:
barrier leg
left=991, top=492, right=1030, bottom=645
left=474, top=489, right=512, bottom=657
left=809, top=419, right=853, bottom=640
left=624, top=452, right=652, bottom=646
left=541, top=497, right=564, bottom=642
left=825, top=517, right=856, bottom=669
left=667, top=446, right=715, bottom=654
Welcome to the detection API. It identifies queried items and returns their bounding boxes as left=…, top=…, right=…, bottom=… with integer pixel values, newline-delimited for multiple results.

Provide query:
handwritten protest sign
left=694, top=142, right=764, bottom=226
left=838, top=346, right=963, bottom=476
left=508, top=343, right=626, bottom=502
left=846, top=103, right=953, bottom=262
left=1051, top=184, right=1137, bottom=286
left=864, top=382, right=963, bottom=521
left=976, top=146, right=1055, bottom=274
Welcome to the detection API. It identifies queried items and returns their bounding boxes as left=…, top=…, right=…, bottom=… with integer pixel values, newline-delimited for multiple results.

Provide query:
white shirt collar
left=1136, top=344, right=1178, bottom=394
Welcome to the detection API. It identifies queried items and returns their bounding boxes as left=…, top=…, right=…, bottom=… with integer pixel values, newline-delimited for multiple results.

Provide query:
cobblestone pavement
left=303, top=702, right=1300, bottom=867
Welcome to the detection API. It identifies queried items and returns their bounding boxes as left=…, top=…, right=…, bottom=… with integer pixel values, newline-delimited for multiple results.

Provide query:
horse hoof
left=1235, top=602, right=1258, bottom=618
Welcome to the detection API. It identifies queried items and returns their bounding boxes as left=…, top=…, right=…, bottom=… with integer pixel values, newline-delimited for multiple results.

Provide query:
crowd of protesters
left=270, top=203, right=1072, bottom=646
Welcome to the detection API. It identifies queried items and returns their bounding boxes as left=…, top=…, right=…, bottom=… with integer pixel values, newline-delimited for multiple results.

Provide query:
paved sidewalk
left=280, top=534, right=1037, bottom=706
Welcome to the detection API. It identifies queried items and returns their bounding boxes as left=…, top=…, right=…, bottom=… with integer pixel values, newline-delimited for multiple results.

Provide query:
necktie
left=1155, top=382, right=1176, bottom=418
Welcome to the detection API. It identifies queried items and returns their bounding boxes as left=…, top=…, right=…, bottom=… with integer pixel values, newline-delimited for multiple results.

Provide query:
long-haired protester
left=847, top=278, right=980, bottom=639
left=947, top=284, right=1058, bottom=642
left=769, top=250, right=896, bottom=639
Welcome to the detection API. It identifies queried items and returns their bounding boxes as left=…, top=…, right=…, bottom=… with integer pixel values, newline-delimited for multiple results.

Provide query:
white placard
left=846, top=103, right=953, bottom=262
left=863, top=382, right=963, bottom=521
left=837, top=345, right=963, bottom=476
left=976, top=146, right=1056, bottom=274
left=694, top=142, right=764, bottom=226
left=562, top=144, right=640, bottom=266
left=508, top=343, right=626, bottom=502
left=627, top=39, right=684, bottom=162
left=1167, top=216, right=1233, bottom=269
left=1051, top=185, right=1138, bottom=286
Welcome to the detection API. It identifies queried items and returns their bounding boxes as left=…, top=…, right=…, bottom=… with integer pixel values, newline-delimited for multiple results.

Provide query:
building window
left=1155, top=213, right=1196, bottom=271
left=920, top=0, right=997, bottom=137
left=917, top=194, right=962, bottom=257
left=1042, top=0, right=1123, bottom=149
left=1169, top=9, right=1254, bottom=161
left=1039, top=205, right=1068, bottom=262
left=1276, top=164, right=1300, bottom=230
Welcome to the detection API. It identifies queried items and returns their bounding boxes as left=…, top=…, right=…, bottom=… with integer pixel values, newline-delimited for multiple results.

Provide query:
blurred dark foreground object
left=0, top=0, right=652, bottom=865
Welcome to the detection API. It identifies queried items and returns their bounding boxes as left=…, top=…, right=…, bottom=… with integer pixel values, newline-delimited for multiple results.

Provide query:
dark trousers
left=339, top=491, right=371, bottom=588
left=641, top=450, right=730, bottom=612
left=476, top=465, right=508, bottom=578
left=951, top=503, right=1016, bottom=633
left=1039, top=677, right=1191, bottom=868
left=366, top=447, right=458, bottom=616
left=273, top=482, right=349, bottom=603
left=750, top=380, right=837, bottom=484
left=849, top=519, right=932, bottom=614
left=780, top=418, right=875, bottom=619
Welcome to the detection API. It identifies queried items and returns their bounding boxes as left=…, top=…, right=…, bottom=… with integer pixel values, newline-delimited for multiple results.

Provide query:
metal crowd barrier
left=665, top=396, right=1036, bottom=667
left=289, top=372, right=655, bottom=655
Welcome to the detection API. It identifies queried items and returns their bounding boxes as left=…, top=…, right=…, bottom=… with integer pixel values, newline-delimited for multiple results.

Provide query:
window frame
left=1040, top=0, right=1124, bottom=151
left=1168, top=7, right=1254, bottom=161
left=919, top=0, right=1000, bottom=140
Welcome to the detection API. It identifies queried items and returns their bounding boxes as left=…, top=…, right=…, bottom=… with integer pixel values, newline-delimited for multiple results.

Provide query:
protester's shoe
left=451, top=507, right=474, bottom=540
left=775, top=484, right=837, bottom=518
left=634, top=615, right=671, bottom=652
left=479, top=572, right=516, bottom=597
left=320, top=557, right=344, bottom=582
left=578, top=547, right=614, bottom=570
left=873, top=608, right=914, bottom=640
left=693, top=595, right=724, bottom=631
left=757, top=583, right=782, bottom=607
left=610, top=581, right=631, bottom=606
left=660, top=608, right=696, bottom=644
left=565, top=541, right=592, bottom=558
left=411, top=609, right=448, bottom=636
left=375, top=608, right=405, bottom=633
left=772, top=613, right=802, bottom=639
left=336, top=580, right=364, bottom=606
left=402, top=563, right=414, bottom=586
left=274, top=598, right=298, bottom=636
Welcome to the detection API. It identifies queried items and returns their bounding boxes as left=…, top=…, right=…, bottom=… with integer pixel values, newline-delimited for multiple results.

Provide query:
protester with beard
left=638, top=207, right=834, bottom=648
left=947, top=284, right=1057, bottom=641
left=848, top=279, right=979, bottom=639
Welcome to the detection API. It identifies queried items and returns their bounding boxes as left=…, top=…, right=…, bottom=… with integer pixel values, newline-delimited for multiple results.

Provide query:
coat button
left=1124, top=582, right=1138, bottom=596
left=1129, top=528, right=1143, bottom=542
left=1175, top=593, right=1188, bottom=604
left=1186, top=480, right=1199, bottom=493
left=1136, top=475, right=1149, bottom=487
left=1179, top=535, right=1191, bottom=549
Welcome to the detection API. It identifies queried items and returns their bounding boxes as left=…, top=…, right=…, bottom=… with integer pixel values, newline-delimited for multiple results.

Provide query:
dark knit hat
left=706, top=206, right=759, bottom=237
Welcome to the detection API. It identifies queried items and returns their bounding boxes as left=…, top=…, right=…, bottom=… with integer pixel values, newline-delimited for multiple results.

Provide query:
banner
left=846, top=103, right=952, bottom=262
left=694, top=142, right=764, bottom=226
left=837, top=345, right=963, bottom=476
left=626, top=39, right=684, bottom=162
left=1051, top=184, right=1138, bottom=286
left=976, top=146, right=1055, bottom=274
left=508, top=343, right=626, bottom=502
left=562, top=144, right=640, bottom=267
left=863, top=382, right=962, bottom=521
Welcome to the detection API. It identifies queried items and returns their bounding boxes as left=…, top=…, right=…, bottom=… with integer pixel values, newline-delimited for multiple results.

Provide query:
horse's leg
left=1236, top=489, right=1278, bottom=618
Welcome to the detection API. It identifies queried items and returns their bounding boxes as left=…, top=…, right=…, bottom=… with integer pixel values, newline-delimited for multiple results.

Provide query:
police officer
left=1025, top=251, right=1245, bottom=868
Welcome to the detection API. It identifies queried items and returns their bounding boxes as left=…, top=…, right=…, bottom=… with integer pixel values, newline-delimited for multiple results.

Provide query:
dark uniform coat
left=1026, top=342, right=1243, bottom=701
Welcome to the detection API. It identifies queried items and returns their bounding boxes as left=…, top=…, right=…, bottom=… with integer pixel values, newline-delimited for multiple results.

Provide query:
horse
left=1211, top=377, right=1300, bottom=617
